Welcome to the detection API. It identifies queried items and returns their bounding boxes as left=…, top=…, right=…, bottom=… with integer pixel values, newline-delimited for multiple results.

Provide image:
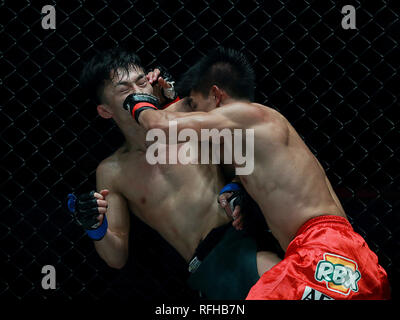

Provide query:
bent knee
left=256, top=251, right=281, bottom=277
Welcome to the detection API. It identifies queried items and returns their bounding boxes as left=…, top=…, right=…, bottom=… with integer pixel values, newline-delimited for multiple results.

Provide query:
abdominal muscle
left=122, top=159, right=230, bottom=262
left=133, top=197, right=230, bottom=262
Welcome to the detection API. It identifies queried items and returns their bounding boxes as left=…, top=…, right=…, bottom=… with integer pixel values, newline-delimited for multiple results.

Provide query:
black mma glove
left=218, top=182, right=250, bottom=213
left=67, top=191, right=108, bottom=240
left=123, top=93, right=160, bottom=123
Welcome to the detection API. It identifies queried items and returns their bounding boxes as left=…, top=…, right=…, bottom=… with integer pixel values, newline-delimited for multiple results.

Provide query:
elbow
left=106, top=256, right=128, bottom=270
left=97, top=236, right=129, bottom=270
left=107, top=261, right=126, bottom=270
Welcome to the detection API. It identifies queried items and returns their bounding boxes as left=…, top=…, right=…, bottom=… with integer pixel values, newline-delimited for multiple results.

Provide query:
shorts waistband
left=188, top=223, right=231, bottom=273
left=295, top=214, right=352, bottom=238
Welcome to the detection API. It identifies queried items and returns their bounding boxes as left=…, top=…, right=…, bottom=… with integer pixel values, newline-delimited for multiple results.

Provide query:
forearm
left=125, top=93, right=209, bottom=135
left=139, top=108, right=170, bottom=131
left=93, top=176, right=130, bottom=269
left=94, top=229, right=129, bottom=269
left=139, top=108, right=195, bottom=134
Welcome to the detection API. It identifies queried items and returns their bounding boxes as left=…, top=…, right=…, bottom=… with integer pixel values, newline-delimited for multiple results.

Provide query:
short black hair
left=80, top=47, right=143, bottom=104
left=177, top=47, right=255, bottom=101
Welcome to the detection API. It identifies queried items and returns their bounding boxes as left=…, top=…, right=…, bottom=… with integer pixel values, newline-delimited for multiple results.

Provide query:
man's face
left=102, top=66, right=153, bottom=118
left=187, top=90, right=217, bottom=112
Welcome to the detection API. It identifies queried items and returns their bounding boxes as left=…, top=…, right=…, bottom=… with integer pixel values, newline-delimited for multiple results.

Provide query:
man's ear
left=97, top=104, right=113, bottom=119
left=210, top=85, right=224, bottom=107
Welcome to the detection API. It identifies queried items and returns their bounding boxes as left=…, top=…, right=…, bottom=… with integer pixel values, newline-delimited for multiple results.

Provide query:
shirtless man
left=67, top=48, right=280, bottom=300
left=131, top=47, right=391, bottom=300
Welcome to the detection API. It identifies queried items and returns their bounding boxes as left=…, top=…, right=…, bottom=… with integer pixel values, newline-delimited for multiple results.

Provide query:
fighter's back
left=236, top=103, right=346, bottom=251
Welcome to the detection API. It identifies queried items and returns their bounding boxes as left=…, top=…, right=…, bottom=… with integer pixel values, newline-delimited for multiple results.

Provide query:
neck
left=220, top=96, right=248, bottom=107
left=117, top=119, right=147, bottom=152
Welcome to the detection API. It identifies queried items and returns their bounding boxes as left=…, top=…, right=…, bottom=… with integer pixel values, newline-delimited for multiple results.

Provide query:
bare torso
left=101, top=142, right=230, bottom=262
left=235, top=103, right=346, bottom=251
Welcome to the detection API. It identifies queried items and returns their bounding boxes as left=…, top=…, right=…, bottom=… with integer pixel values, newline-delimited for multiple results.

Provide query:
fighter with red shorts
left=132, top=47, right=391, bottom=299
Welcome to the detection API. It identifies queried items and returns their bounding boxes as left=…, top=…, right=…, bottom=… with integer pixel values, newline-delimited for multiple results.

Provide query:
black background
left=1, top=0, right=399, bottom=300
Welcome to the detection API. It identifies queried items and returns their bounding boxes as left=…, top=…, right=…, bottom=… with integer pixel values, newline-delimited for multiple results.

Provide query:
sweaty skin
left=92, top=68, right=279, bottom=274
left=138, top=92, right=346, bottom=251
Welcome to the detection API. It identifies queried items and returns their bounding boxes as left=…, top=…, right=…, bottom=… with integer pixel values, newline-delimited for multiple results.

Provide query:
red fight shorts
left=246, top=215, right=391, bottom=300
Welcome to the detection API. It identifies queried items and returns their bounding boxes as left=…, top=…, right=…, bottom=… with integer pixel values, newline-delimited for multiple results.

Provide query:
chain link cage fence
left=1, top=0, right=399, bottom=301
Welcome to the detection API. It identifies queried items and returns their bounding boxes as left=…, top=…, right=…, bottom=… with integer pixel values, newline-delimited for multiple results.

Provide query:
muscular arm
left=94, top=162, right=130, bottom=269
left=138, top=101, right=266, bottom=140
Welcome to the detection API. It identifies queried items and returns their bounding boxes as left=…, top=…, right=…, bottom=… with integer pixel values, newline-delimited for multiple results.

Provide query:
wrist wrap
left=123, top=93, right=160, bottom=123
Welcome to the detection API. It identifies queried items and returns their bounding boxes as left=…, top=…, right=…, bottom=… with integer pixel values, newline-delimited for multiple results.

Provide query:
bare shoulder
left=213, top=101, right=269, bottom=124
left=96, top=148, right=124, bottom=188
left=250, top=103, right=290, bottom=143
left=250, top=103, right=285, bottom=121
left=222, top=102, right=288, bottom=126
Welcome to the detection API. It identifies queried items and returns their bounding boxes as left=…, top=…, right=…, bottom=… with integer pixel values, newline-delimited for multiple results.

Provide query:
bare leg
left=256, top=251, right=282, bottom=277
